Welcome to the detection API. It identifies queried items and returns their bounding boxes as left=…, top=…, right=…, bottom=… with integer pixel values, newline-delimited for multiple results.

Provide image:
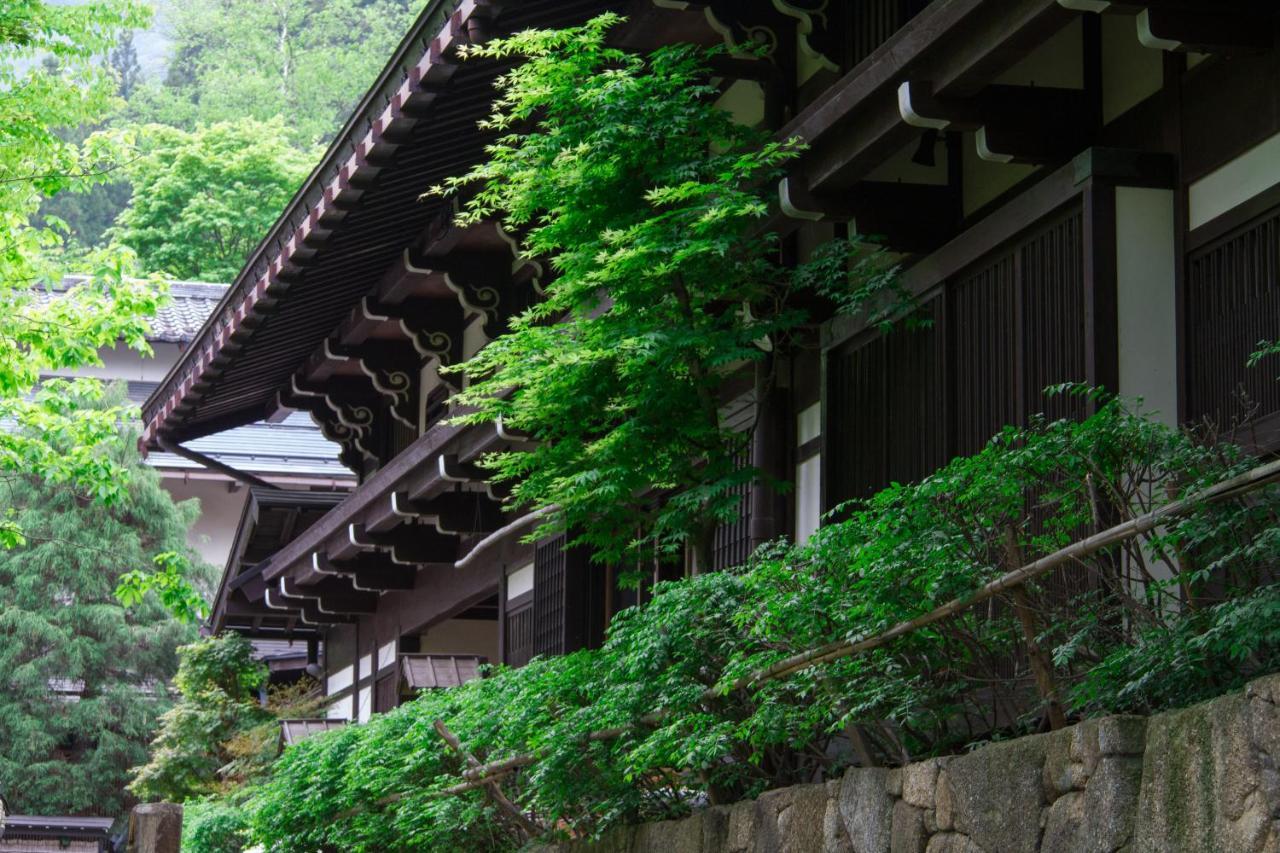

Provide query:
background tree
left=0, top=384, right=216, bottom=816
left=110, top=119, right=314, bottom=281
left=129, top=632, right=322, bottom=806
left=439, top=16, right=905, bottom=569
left=126, top=0, right=425, bottom=149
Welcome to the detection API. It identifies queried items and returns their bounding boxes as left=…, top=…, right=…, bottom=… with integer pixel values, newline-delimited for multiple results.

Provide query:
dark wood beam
left=312, top=551, right=416, bottom=591
left=1137, top=7, right=1272, bottom=54
left=281, top=577, right=378, bottom=615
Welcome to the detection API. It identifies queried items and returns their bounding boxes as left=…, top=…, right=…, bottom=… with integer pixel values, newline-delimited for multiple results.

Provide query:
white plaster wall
left=1116, top=187, right=1178, bottom=427
left=49, top=341, right=185, bottom=383
left=162, top=478, right=249, bottom=569
left=715, top=79, right=765, bottom=128
left=1189, top=130, right=1280, bottom=229
left=1102, top=14, right=1163, bottom=124
left=419, top=617, right=499, bottom=663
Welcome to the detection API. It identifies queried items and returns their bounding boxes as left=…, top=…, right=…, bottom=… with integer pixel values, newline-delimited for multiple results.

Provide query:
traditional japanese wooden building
left=145, top=0, right=1280, bottom=722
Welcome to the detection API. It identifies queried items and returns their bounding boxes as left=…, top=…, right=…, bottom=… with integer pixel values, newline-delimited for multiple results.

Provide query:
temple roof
left=50, top=276, right=229, bottom=344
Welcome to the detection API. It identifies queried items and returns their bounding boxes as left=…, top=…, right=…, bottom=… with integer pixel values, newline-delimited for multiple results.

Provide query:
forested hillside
left=42, top=0, right=426, bottom=271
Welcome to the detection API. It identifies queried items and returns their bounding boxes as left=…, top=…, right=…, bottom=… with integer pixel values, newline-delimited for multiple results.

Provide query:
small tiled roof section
left=279, top=718, right=347, bottom=747
left=55, top=276, right=229, bottom=343
left=400, top=654, right=487, bottom=690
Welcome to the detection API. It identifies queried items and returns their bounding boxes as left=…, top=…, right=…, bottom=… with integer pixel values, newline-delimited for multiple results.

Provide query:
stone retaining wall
left=542, top=674, right=1280, bottom=853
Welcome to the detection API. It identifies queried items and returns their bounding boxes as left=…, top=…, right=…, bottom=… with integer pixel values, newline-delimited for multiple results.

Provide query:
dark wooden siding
left=828, top=205, right=1086, bottom=505
left=504, top=535, right=607, bottom=667
left=534, top=537, right=569, bottom=657
left=711, top=450, right=754, bottom=570
left=504, top=595, right=534, bottom=668
left=1186, top=206, right=1280, bottom=429
left=373, top=672, right=399, bottom=713
left=841, top=0, right=937, bottom=70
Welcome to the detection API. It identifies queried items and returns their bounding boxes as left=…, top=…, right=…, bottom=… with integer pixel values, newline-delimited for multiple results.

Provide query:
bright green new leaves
left=0, top=385, right=214, bottom=816
left=1, top=1, right=172, bottom=511
left=436, top=15, right=905, bottom=568
left=111, top=119, right=315, bottom=282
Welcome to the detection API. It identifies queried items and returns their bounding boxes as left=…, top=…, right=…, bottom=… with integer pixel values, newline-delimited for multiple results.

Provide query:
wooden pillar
left=1083, top=181, right=1120, bottom=404
left=750, top=357, right=790, bottom=548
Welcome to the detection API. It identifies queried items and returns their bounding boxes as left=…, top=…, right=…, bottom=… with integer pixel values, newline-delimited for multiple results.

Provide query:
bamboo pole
left=434, top=720, right=544, bottom=839
left=360, top=457, right=1280, bottom=808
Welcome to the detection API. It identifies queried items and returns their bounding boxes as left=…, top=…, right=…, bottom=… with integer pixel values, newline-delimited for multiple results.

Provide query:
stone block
left=934, top=771, right=954, bottom=831
left=890, top=801, right=927, bottom=853
left=886, top=769, right=903, bottom=797
left=128, top=803, right=182, bottom=853
left=923, top=834, right=983, bottom=853
left=824, top=792, right=854, bottom=853
left=1070, top=720, right=1101, bottom=777
left=838, top=767, right=893, bottom=853
left=633, top=813, right=703, bottom=853
left=774, top=783, right=834, bottom=853
left=946, top=733, right=1048, bottom=853
left=723, top=799, right=757, bottom=853
left=1096, top=716, right=1147, bottom=757
left=902, top=759, right=941, bottom=809
left=1040, top=791, right=1086, bottom=853
left=1084, top=755, right=1143, bottom=852
left=1133, top=674, right=1280, bottom=853
left=1042, top=727, right=1076, bottom=800
left=701, top=806, right=730, bottom=853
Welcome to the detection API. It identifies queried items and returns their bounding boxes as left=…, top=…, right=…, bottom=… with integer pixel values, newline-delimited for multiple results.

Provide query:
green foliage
left=127, top=0, right=426, bottom=148
left=0, top=2, right=170, bottom=516
left=222, top=398, right=1279, bottom=852
left=129, top=633, right=270, bottom=803
left=1250, top=339, right=1280, bottom=378
left=129, top=633, right=324, bottom=805
left=111, top=119, right=314, bottom=282
left=182, top=795, right=253, bottom=853
left=0, top=384, right=215, bottom=816
left=437, top=15, right=908, bottom=568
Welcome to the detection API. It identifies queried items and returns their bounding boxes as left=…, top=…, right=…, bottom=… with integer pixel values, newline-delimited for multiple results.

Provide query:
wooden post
left=1004, top=530, right=1068, bottom=731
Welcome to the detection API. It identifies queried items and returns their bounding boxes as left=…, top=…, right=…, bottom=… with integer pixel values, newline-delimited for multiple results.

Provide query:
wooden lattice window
left=827, top=205, right=1086, bottom=506
left=534, top=537, right=568, bottom=658
left=842, top=0, right=936, bottom=70
left=1186, top=207, right=1280, bottom=431
left=505, top=596, right=534, bottom=668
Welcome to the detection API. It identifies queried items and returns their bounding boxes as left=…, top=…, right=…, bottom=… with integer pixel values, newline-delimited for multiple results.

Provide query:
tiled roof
left=52, top=276, right=228, bottom=343
left=127, top=383, right=354, bottom=481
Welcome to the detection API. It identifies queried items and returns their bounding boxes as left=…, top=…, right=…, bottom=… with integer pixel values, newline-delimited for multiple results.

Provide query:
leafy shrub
left=223, top=396, right=1280, bottom=851
left=182, top=796, right=251, bottom=853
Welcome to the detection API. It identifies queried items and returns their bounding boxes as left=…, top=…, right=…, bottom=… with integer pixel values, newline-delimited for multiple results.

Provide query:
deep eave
left=140, top=0, right=613, bottom=447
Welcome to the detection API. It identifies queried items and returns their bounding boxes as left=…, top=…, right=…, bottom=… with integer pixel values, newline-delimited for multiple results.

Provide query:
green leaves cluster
left=0, top=384, right=214, bottom=816
left=110, top=118, right=314, bottom=281
left=197, top=399, right=1279, bottom=852
left=437, top=15, right=906, bottom=568
left=131, top=633, right=325, bottom=806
